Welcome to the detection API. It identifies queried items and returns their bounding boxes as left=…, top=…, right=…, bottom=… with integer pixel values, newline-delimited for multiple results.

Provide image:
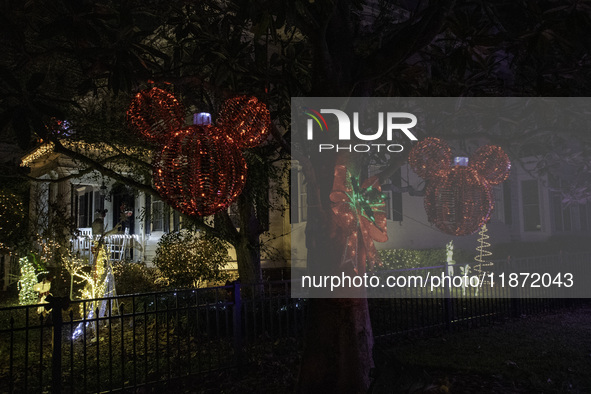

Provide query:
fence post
left=49, top=298, right=65, bottom=394
left=560, top=251, right=572, bottom=308
left=508, top=256, right=520, bottom=318
left=233, top=282, right=243, bottom=373
left=444, top=260, right=452, bottom=330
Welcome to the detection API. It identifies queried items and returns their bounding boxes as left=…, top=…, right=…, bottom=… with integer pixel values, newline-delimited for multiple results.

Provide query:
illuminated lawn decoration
left=445, top=240, right=455, bottom=276
left=409, top=137, right=511, bottom=235
left=18, top=256, right=39, bottom=305
left=330, top=165, right=388, bottom=273
left=217, top=95, right=270, bottom=148
left=71, top=241, right=116, bottom=339
left=473, top=224, right=493, bottom=296
left=127, top=87, right=270, bottom=217
left=408, top=137, right=452, bottom=180
left=34, top=276, right=52, bottom=315
left=47, top=118, right=73, bottom=137
left=446, top=240, right=472, bottom=295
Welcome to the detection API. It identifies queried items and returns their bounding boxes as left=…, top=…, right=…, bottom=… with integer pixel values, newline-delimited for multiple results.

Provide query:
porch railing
left=71, top=228, right=142, bottom=264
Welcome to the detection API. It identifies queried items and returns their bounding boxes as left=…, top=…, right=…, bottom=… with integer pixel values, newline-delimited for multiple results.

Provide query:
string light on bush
left=0, top=190, right=25, bottom=252
left=153, top=125, right=247, bottom=216
left=18, top=256, right=38, bottom=305
left=410, top=138, right=511, bottom=236
left=127, top=87, right=185, bottom=142
left=153, top=231, right=230, bottom=288
left=217, top=96, right=271, bottom=148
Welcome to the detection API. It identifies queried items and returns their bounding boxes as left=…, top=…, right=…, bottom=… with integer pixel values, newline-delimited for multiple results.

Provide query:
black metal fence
left=0, top=281, right=304, bottom=393
left=369, top=252, right=589, bottom=338
left=0, top=253, right=588, bottom=393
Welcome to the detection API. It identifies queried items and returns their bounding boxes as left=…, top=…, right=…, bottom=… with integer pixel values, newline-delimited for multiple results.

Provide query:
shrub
left=377, top=247, right=473, bottom=271
left=112, top=260, right=161, bottom=294
left=153, top=230, right=230, bottom=289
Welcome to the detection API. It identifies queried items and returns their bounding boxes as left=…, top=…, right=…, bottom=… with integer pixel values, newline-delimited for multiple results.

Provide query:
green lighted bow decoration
left=330, top=165, right=388, bottom=274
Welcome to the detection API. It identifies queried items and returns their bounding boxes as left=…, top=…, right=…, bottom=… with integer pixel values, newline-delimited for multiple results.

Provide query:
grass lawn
left=372, top=304, right=591, bottom=393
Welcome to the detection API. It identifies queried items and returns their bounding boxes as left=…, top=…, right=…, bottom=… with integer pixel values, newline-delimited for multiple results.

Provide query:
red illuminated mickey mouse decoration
left=409, top=137, right=511, bottom=236
left=127, top=87, right=185, bottom=142
left=127, top=87, right=270, bottom=217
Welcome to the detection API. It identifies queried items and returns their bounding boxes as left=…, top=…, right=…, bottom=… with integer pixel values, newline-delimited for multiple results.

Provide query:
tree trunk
left=297, top=152, right=375, bottom=392
left=297, top=298, right=374, bottom=393
left=234, top=192, right=264, bottom=287
left=235, top=236, right=262, bottom=286
left=297, top=226, right=375, bottom=393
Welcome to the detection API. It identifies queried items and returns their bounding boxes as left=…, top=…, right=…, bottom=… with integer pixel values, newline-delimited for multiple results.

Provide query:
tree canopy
left=2, top=1, right=590, bottom=200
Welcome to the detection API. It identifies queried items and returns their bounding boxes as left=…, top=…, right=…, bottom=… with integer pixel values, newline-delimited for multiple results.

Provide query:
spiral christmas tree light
left=473, top=224, right=494, bottom=275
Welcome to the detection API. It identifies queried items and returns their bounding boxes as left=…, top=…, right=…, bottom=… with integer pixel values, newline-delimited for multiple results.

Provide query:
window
left=552, top=194, right=590, bottom=233
left=390, top=169, right=403, bottom=221
left=228, top=202, right=240, bottom=227
left=581, top=204, right=588, bottom=232
left=382, top=190, right=393, bottom=220
left=489, top=186, right=504, bottom=222
left=291, top=166, right=307, bottom=223
left=76, top=187, right=103, bottom=228
left=77, top=191, right=92, bottom=228
left=550, top=176, right=590, bottom=233
left=368, top=166, right=402, bottom=221
left=173, top=209, right=181, bottom=231
left=552, top=193, right=564, bottom=232
left=152, top=199, right=165, bottom=232
left=299, top=175, right=307, bottom=222
left=522, top=180, right=541, bottom=231
left=146, top=195, right=177, bottom=234
left=503, top=182, right=513, bottom=225
left=111, top=184, right=135, bottom=234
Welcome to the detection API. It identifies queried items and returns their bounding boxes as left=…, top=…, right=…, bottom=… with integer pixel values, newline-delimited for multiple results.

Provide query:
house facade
left=19, top=138, right=591, bottom=276
left=20, top=140, right=291, bottom=272
left=291, top=156, right=591, bottom=268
